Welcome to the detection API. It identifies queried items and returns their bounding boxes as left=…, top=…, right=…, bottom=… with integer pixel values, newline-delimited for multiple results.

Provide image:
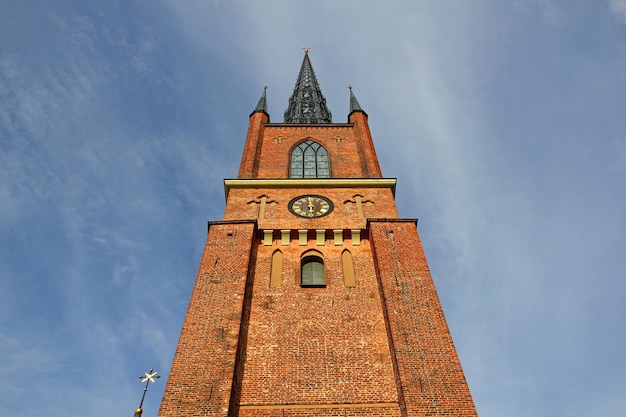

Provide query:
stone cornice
left=224, top=178, right=397, bottom=200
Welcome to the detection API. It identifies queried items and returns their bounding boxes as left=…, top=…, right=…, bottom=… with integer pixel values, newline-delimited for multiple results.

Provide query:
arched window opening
left=301, top=255, right=326, bottom=287
left=290, top=139, right=330, bottom=178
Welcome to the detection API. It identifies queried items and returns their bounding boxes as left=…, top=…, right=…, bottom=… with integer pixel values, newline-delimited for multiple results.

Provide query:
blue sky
left=1, top=1, right=625, bottom=416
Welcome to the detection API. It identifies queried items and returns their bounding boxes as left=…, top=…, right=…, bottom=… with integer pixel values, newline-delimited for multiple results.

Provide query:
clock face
left=289, top=195, right=334, bottom=218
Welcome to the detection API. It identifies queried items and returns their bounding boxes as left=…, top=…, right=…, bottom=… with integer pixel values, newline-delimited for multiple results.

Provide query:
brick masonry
left=158, top=221, right=257, bottom=416
left=239, top=112, right=381, bottom=180
left=369, top=219, right=477, bottom=416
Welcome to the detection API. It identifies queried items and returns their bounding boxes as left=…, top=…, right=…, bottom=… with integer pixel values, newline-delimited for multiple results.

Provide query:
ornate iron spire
left=284, top=49, right=332, bottom=124
left=348, top=84, right=364, bottom=114
left=252, top=84, right=268, bottom=117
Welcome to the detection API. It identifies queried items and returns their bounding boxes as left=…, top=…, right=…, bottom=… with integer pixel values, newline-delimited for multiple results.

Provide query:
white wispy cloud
left=512, top=0, right=595, bottom=24
left=610, top=0, right=626, bottom=21
left=1, top=2, right=625, bottom=416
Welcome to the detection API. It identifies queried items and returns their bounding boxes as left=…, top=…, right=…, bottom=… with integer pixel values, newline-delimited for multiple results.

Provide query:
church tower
left=158, top=51, right=477, bottom=417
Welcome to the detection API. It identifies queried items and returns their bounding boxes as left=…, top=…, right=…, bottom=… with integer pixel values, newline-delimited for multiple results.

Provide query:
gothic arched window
left=301, top=253, right=326, bottom=287
left=290, top=140, right=330, bottom=178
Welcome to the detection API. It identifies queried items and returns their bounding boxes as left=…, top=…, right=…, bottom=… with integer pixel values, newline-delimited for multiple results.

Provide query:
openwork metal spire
left=284, top=49, right=332, bottom=124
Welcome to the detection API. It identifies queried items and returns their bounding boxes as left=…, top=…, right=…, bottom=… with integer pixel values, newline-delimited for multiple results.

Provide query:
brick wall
left=160, top=112, right=477, bottom=416
left=237, top=117, right=382, bottom=180
left=235, top=236, right=399, bottom=412
left=158, top=221, right=256, bottom=417
left=223, top=187, right=398, bottom=230
left=369, top=219, right=478, bottom=416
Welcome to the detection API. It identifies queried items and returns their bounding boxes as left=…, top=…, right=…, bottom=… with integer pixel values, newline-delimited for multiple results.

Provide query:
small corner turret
left=250, top=84, right=269, bottom=120
left=348, top=85, right=367, bottom=120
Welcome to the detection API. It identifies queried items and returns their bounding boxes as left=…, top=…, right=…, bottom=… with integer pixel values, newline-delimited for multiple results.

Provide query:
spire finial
left=134, top=368, right=160, bottom=417
left=303, top=45, right=311, bottom=54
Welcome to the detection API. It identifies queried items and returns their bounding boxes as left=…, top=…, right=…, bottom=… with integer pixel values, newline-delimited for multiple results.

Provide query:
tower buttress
left=238, top=87, right=269, bottom=178
left=348, top=86, right=382, bottom=178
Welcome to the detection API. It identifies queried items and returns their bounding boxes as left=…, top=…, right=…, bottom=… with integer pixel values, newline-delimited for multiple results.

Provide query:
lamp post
left=134, top=368, right=160, bottom=416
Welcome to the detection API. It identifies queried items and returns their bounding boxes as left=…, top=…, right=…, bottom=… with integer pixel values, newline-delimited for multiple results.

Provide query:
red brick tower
left=158, top=52, right=477, bottom=417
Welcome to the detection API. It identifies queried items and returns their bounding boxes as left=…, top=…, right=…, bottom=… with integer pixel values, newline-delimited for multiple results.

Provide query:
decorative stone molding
left=333, top=230, right=343, bottom=245
left=261, top=228, right=364, bottom=246
left=281, top=230, right=291, bottom=245
left=298, top=229, right=308, bottom=246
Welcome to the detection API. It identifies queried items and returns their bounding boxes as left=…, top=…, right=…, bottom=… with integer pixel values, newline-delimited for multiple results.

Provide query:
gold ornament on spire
left=133, top=368, right=160, bottom=416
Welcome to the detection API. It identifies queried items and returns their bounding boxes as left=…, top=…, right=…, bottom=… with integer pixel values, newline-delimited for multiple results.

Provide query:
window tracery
left=290, top=140, right=330, bottom=178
